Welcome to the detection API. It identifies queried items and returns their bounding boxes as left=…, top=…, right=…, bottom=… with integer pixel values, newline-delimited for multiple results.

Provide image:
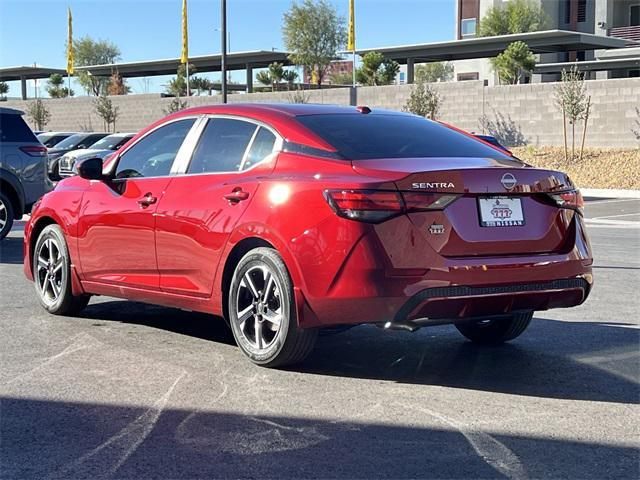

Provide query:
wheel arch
left=28, top=216, right=59, bottom=273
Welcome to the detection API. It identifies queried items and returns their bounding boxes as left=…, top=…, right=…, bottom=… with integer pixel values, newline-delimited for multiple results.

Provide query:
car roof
left=179, top=103, right=408, bottom=118
left=38, top=131, right=77, bottom=136
left=0, top=107, right=25, bottom=116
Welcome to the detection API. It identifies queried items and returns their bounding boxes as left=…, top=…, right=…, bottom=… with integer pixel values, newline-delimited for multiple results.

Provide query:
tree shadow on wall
left=479, top=111, right=528, bottom=147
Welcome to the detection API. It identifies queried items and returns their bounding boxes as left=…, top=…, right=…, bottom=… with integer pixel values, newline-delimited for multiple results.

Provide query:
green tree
left=72, top=36, right=121, bottom=96
left=554, top=66, right=592, bottom=160
left=479, top=0, right=549, bottom=36
left=27, top=99, right=51, bottom=130
left=491, top=41, right=536, bottom=84
left=356, top=51, right=400, bottom=86
left=190, top=76, right=213, bottom=95
left=282, top=0, right=346, bottom=87
left=414, top=62, right=454, bottom=83
left=166, top=63, right=196, bottom=97
left=0, top=81, right=9, bottom=100
left=403, top=81, right=442, bottom=120
left=328, top=71, right=352, bottom=85
left=46, top=74, right=74, bottom=98
left=93, top=95, right=119, bottom=132
left=163, top=97, right=189, bottom=114
left=282, top=69, right=299, bottom=90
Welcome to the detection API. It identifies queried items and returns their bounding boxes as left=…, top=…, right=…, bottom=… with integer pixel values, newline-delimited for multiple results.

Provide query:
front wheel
left=33, top=224, right=90, bottom=315
left=455, top=311, right=533, bottom=344
left=228, top=247, right=317, bottom=368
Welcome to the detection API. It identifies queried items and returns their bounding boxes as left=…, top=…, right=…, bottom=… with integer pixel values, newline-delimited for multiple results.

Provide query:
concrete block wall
left=3, top=77, right=639, bottom=148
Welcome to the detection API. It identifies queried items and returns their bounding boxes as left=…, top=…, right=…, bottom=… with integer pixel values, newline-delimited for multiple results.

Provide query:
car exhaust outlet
left=380, top=321, right=420, bottom=332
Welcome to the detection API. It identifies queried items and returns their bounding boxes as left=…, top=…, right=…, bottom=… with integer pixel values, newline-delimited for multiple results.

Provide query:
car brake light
left=549, top=190, right=584, bottom=215
left=324, top=190, right=458, bottom=223
left=20, top=146, right=47, bottom=157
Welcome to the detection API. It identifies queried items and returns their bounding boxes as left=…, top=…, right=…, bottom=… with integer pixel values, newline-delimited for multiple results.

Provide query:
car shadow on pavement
left=299, top=320, right=639, bottom=405
left=81, top=300, right=237, bottom=346
left=2, top=397, right=637, bottom=479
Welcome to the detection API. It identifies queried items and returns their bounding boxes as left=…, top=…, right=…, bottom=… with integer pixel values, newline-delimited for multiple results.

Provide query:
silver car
left=58, top=133, right=135, bottom=178
left=0, top=108, right=52, bottom=239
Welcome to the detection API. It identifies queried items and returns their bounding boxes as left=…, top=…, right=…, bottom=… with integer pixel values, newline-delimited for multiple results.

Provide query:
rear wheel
left=455, top=311, right=533, bottom=344
left=33, top=224, right=90, bottom=315
left=228, top=247, right=317, bottom=368
left=0, top=192, right=14, bottom=240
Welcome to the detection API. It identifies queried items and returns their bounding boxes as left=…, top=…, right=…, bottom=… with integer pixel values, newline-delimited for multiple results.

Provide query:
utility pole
left=221, top=0, right=227, bottom=104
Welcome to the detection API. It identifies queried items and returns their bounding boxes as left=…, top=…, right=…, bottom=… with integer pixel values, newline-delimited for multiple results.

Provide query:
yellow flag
left=347, top=0, right=355, bottom=51
left=66, top=7, right=74, bottom=75
left=181, top=0, right=189, bottom=64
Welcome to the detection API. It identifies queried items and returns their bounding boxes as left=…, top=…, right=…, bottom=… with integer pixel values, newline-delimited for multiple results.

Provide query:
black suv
left=0, top=108, right=51, bottom=239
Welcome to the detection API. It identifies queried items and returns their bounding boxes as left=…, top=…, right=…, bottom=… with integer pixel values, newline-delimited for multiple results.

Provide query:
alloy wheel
left=0, top=197, right=7, bottom=232
left=235, top=265, right=283, bottom=351
left=35, top=237, right=65, bottom=306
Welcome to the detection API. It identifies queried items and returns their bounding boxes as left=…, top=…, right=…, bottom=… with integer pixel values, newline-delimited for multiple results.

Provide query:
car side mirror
left=77, top=157, right=104, bottom=180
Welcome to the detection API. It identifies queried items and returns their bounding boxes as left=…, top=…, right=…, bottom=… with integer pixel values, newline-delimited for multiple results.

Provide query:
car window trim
left=104, top=115, right=203, bottom=180
left=174, top=114, right=284, bottom=177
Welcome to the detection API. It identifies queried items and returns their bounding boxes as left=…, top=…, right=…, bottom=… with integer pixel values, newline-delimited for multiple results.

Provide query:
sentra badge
left=412, top=182, right=455, bottom=189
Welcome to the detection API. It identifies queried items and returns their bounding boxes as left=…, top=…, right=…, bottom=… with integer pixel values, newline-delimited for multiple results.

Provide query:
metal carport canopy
left=74, top=50, right=292, bottom=78
left=0, top=66, right=69, bottom=100
left=350, top=30, right=635, bottom=63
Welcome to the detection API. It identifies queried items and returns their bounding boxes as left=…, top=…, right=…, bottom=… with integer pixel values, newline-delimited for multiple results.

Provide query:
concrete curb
left=581, top=188, right=640, bottom=199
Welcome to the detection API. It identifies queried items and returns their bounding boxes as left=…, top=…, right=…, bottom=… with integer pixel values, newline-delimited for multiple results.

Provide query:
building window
left=565, top=0, right=588, bottom=24
left=578, top=0, right=587, bottom=22
left=461, top=18, right=477, bottom=37
left=629, top=69, right=640, bottom=78
left=457, top=72, right=479, bottom=81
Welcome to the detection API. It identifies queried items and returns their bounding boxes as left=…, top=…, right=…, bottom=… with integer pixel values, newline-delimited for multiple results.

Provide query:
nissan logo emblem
left=501, top=173, right=517, bottom=190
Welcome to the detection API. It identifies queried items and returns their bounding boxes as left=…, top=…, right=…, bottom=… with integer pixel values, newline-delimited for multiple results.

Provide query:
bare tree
left=554, top=66, right=592, bottom=161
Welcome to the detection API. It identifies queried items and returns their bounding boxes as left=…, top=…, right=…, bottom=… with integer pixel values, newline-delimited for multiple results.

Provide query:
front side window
left=461, top=18, right=477, bottom=37
left=115, top=118, right=195, bottom=179
left=187, top=118, right=257, bottom=174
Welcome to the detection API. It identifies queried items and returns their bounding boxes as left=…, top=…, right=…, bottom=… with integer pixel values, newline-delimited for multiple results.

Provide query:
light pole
left=214, top=27, right=231, bottom=85
left=220, top=0, right=227, bottom=104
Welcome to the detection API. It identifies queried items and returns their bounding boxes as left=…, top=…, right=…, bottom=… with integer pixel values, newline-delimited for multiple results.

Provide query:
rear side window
left=295, top=114, right=512, bottom=160
left=187, top=118, right=257, bottom=174
left=0, top=113, right=37, bottom=143
left=115, top=118, right=196, bottom=179
left=243, top=127, right=276, bottom=170
left=81, top=134, right=108, bottom=148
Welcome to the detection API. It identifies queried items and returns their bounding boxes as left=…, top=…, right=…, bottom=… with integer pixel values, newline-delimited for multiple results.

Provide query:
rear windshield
left=53, top=133, right=90, bottom=150
left=295, top=114, right=511, bottom=160
left=0, top=113, right=37, bottom=143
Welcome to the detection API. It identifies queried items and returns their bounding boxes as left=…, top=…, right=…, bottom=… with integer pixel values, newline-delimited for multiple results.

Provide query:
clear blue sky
left=0, top=0, right=455, bottom=96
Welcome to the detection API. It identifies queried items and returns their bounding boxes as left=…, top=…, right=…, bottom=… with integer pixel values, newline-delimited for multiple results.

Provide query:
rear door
left=77, top=117, right=198, bottom=290
left=155, top=116, right=280, bottom=297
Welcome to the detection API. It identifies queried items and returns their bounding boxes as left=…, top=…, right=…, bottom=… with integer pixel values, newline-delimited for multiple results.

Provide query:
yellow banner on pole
left=66, top=7, right=74, bottom=75
left=181, top=0, right=189, bottom=64
left=347, top=0, right=355, bottom=51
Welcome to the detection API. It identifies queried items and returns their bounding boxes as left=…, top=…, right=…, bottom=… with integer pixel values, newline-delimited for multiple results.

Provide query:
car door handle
left=137, top=193, right=157, bottom=208
left=223, top=190, right=250, bottom=203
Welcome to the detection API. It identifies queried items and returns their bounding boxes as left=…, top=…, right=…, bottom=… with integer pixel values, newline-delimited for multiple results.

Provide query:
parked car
left=58, top=133, right=135, bottom=178
left=0, top=107, right=51, bottom=239
left=24, top=104, right=593, bottom=367
left=47, top=132, right=109, bottom=181
left=37, top=132, right=76, bottom=148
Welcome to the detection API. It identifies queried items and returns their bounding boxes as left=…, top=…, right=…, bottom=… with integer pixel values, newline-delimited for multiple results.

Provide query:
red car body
left=24, top=104, right=592, bottom=333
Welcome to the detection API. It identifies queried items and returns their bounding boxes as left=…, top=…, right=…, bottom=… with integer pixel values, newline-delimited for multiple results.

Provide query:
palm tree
left=282, top=70, right=299, bottom=90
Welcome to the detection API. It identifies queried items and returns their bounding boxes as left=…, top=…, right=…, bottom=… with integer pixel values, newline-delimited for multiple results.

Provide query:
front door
left=155, top=117, right=279, bottom=297
left=77, top=117, right=198, bottom=290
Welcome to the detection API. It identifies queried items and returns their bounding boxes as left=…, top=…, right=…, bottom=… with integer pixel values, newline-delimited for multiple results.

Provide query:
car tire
left=0, top=192, right=14, bottom=240
left=228, top=247, right=317, bottom=368
left=33, top=224, right=90, bottom=315
left=455, top=311, right=533, bottom=344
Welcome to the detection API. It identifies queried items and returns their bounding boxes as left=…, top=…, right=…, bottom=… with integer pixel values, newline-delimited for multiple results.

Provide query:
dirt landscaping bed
left=511, top=146, right=640, bottom=190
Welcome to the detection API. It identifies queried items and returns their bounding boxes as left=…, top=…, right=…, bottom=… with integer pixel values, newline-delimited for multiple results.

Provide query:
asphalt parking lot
left=1, top=198, right=638, bottom=479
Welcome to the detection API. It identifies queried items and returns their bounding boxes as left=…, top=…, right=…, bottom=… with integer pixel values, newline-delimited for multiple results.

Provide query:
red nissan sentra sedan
left=24, top=104, right=593, bottom=367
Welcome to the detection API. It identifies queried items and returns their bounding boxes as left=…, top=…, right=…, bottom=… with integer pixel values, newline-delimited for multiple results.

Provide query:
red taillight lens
left=325, top=190, right=459, bottom=223
left=549, top=190, right=584, bottom=215
left=20, top=146, right=47, bottom=157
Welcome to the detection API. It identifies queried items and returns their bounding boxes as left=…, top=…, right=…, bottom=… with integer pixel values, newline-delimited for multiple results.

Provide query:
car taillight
left=324, top=190, right=458, bottom=223
left=20, top=146, right=47, bottom=157
left=549, top=189, right=584, bottom=215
